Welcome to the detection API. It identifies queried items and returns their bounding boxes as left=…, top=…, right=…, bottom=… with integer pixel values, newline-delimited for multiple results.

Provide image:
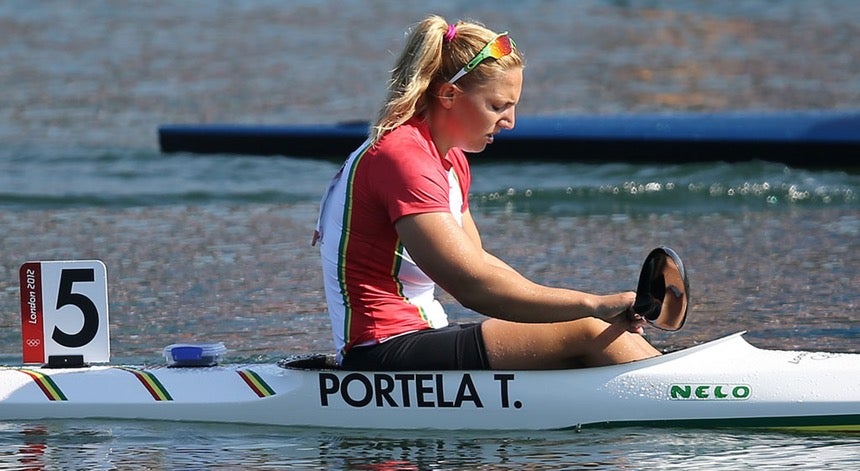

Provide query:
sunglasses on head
left=448, top=32, right=515, bottom=84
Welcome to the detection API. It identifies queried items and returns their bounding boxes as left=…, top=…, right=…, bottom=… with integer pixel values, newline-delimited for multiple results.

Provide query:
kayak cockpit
left=278, top=353, right=339, bottom=370
left=276, top=332, right=752, bottom=372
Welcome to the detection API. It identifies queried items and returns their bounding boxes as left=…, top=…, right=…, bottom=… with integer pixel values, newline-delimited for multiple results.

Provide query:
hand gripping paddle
left=633, top=246, right=689, bottom=331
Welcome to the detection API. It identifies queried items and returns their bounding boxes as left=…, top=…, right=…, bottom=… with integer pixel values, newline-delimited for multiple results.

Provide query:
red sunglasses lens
left=491, top=35, right=512, bottom=57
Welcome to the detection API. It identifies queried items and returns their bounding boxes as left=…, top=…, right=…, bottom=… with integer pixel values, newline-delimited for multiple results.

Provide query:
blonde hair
left=370, top=15, right=524, bottom=145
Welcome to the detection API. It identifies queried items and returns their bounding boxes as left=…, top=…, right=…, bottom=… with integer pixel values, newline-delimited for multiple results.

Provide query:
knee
left=573, top=316, right=613, bottom=341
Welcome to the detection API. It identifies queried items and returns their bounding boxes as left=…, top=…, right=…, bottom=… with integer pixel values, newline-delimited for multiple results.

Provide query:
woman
left=314, top=15, right=661, bottom=370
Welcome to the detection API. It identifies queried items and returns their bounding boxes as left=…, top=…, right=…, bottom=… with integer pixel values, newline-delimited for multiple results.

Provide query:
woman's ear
left=436, top=83, right=459, bottom=109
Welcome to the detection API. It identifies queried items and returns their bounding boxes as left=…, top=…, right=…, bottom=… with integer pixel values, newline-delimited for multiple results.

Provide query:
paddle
left=633, top=246, right=689, bottom=331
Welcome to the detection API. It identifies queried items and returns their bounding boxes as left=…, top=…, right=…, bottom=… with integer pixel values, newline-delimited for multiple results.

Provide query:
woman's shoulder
left=379, top=120, right=432, bottom=149
left=369, top=121, right=437, bottom=164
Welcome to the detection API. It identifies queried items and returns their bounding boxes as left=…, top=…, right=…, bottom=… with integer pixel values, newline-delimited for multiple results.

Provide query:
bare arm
left=395, top=211, right=634, bottom=323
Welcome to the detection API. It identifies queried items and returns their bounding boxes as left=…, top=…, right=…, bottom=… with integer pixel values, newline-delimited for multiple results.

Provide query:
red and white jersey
left=315, top=119, right=471, bottom=364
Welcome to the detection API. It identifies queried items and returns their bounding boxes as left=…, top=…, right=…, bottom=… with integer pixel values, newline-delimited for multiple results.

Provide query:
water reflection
left=2, top=421, right=858, bottom=470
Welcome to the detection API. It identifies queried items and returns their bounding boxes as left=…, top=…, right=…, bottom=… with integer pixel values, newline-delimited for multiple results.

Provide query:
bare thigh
left=480, top=317, right=660, bottom=369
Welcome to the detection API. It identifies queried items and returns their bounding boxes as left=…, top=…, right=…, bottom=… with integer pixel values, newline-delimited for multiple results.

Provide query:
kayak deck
left=1, top=332, right=858, bottom=432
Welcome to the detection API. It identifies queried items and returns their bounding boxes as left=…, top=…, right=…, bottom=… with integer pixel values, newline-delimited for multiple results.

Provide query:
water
left=2, top=422, right=858, bottom=470
left=1, top=1, right=858, bottom=469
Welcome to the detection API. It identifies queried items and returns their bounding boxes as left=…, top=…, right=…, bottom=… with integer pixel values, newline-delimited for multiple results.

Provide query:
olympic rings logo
left=26, top=338, right=41, bottom=348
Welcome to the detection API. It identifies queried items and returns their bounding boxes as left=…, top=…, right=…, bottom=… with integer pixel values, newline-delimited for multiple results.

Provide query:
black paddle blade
left=633, top=246, right=689, bottom=331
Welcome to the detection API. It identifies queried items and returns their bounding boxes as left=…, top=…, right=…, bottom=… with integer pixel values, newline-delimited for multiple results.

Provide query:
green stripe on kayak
left=580, top=414, right=860, bottom=433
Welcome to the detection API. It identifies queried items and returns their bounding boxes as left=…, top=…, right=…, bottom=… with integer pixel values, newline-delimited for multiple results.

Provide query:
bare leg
left=481, top=316, right=660, bottom=370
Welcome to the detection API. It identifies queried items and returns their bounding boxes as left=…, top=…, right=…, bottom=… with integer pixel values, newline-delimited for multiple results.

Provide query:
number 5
left=53, top=268, right=99, bottom=348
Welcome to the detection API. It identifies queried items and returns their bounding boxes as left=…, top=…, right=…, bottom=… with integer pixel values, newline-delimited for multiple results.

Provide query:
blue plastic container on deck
left=163, top=342, right=226, bottom=367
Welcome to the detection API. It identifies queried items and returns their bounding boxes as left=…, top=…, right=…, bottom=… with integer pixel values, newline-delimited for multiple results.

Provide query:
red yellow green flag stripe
left=19, top=369, right=67, bottom=401
left=238, top=369, right=276, bottom=397
left=118, top=367, right=173, bottom=401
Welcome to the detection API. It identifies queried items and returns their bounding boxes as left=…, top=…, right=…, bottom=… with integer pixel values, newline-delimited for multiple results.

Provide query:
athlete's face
left=446, top=67, right=522, bottom=154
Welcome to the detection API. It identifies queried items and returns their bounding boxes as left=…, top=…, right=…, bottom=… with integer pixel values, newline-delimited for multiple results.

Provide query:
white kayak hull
left=1, top=332, right=858, bottom=432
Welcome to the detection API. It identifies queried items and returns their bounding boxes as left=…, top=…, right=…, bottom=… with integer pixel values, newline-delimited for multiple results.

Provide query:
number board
left=19, top=261, right=110, bottom=364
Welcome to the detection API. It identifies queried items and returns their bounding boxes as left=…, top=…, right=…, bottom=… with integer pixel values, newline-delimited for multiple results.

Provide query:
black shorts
left=341, top=323, right=490, bottom=371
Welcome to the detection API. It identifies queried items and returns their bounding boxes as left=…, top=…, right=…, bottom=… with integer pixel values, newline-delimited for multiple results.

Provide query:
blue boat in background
left=159, top=110, right=860, bottom=167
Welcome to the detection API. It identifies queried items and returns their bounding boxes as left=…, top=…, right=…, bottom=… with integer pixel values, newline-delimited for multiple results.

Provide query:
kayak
left=1, top=331, right=858, bottom=432
left=7, top=254, right=856, bottom=432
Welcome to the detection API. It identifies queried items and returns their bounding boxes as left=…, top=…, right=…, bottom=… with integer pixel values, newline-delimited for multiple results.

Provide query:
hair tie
left=444, top=24, right=457, bottom=43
